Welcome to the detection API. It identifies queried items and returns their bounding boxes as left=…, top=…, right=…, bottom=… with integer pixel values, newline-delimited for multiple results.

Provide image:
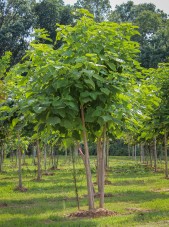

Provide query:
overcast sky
left=63, top=0, right=169, bottom=14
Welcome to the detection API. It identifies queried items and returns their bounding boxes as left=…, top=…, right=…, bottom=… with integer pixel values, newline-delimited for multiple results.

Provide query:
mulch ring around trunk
left=67, top=208, right=117, bottom=218
left=42, top=172, right=55, bottom=176
left=0, top=203, right=7, bottom=208
left=14, top=186, right=28, bottom=192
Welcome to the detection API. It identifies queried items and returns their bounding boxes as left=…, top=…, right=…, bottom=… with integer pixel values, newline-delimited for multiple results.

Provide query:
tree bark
left=140, top=143, right=144, bottom=163
left=134, top=145, right=137, bottom=161
left=32, top=146, right=36, bottom=165
left=149, top=144, right=153, bottom=168
left=71, top=146, right=80, bottom=210
left=0, top=147, right=2, bottom=172
left=80, top=104, right=94, bottom=210
left=97, top=137, right=102, bottom=194
left=128, top=144, right=130, bottom=157
left=44, top=144, right=47, bottom=174
left=53, top=146, right=59, bottom=169
left=132, top=146, right=134, bottom=160
left=99, top=126, right=106, bottom=208
left=18, top=148, right=22, bottom=188
left=153, top=137, right=157, bottom=172
left=105, top=136, right=109, bottom=169
left=37, top=140, right=41, bottom=181
left=17, top=135, right=22, bottom=189
left=164, top=131, right=168, bottom=178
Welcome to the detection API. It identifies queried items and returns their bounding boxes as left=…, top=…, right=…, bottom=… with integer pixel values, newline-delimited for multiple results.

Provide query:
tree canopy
left=108, top=1, right=169, bottom=68
left=0, top=0, right=36, bottom=65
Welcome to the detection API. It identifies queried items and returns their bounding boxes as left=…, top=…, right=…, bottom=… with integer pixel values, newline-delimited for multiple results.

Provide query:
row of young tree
left=0, top=3, right=169, bottom=211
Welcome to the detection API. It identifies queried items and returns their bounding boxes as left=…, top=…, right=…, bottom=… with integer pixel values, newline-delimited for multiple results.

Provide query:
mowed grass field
left=0, top=156, right=169, bottom=227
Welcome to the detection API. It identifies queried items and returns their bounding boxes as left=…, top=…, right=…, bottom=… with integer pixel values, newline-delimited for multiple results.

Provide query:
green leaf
left=25, top=92, right=33, bottom=99
left=33, top=106, right=47, bottom=113
left=84, top=79, right=95, bottom=89
left=100, top=87, right=110, bottom=95
left=46, top=117, right=61, bottom=125
left=92, top=74, right=105, bottom=82
left=0, top=106, right=11, bottom=112
left=107, top=62, right=116, bottom=71
left=12, top=118, right=19, bottom=128
left=101, top=115, right=113, bottom=122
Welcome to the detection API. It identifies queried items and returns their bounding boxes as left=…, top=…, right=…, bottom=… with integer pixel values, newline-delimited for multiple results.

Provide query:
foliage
left=74, top=0, right=111, bottom=22
left=34, top=0, right=74, bottom=44
left=6, top=10, right=142, bottom=148
left=0, top=0, right=36, bottom=65
left=0, top=52, right=11, bottom=102
left=108, top=1, right=169, bottom=68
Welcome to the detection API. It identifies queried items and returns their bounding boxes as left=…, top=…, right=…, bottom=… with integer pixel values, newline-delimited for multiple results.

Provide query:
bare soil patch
left=125, top=207, right=152, bottom=214
left=104, top=180, right=112, bottom=185
left=68, top=208, right=117, bottom=218
left=42, top=172, right=55, bottom=176
left=94, top=192, right=114, bottom=198
left=49, top=167, right=60, bottom=170
left=14, top=186, right=28, bottom=192
left=0, top=202, right=7, bottom=207
left=153, top=188, right=169, bottom=193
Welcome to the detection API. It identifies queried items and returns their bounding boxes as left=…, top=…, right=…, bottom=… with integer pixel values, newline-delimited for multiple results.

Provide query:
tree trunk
left=32, top=146, right=36, bottom=165
left=53, top=147, right=57, bottom=169
left=18, top=148, right=22, bottom=188
left=134, top=145, right=137, bottom=161
left=80, top=105, right=94, bottom=210
left=132, top=146, right=134, bottom=160
left=164, top=131, right=168, bottom=178
left=140, top=143, right=144, bottom=163
left=11, top=150, right=14, bottom=162
left=0, top=147, right=2, bottom=172
left=51, top=146, right=54, bottom=168
left=16, top=149, right=18, bottom=167
left=153, top=137, right=157, bottom=172
left=37, top=140, right=41, bottom=181
left=71, top=146, right=80, bottom=210
left=105, top=137, right=109, bottom=169
left=99, top=126, right=106, bottom=208
left=149, top=145, right=153, bottom=168
left=128, top=144, right=130, bottom=157
left=44, top=144, right=47, bottom=174
left=65, top=149, right=67, bottom=156
left=97, top=137, right=101, bottom=194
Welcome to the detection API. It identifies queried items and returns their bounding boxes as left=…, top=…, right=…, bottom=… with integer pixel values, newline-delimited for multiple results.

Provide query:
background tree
left=0, top=0, right=36, bottom=65
left=34, top=0, right=74, bottom=44
left=74, top=0, right=111, bottom=22
left=108, top=1, right=169, bottom=68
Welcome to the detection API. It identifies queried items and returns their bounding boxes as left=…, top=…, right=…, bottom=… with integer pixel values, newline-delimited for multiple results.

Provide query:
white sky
left=63, top=0, right=169, bottom=14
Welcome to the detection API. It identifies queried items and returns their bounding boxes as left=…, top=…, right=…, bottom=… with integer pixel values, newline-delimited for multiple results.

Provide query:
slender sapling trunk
left=37, top=140, right=41, bottom=181
left=164, top=131, right=168, bottom=178
left=80, top=105, right=94, bottom=210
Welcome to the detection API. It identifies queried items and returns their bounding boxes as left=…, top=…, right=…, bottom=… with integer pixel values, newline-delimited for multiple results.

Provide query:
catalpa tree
left=7, top=9, right=140, bottom=210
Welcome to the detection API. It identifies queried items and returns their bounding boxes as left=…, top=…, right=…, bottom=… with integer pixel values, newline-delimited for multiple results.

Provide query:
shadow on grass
left=133, top=210, right=169, bottom=224
left=0, top=195, right=89, bottom=216
left=0, top=214, right=97, bottom=227
left=112, top=179, right=156, bottom=186
left=104, top=190, right=169, bottom=204
left=107, top=163, right=159, bottom=179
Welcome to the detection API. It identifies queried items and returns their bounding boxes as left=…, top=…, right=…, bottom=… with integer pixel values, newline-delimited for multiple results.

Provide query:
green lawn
left=0, top=156, right=169, bottom=226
